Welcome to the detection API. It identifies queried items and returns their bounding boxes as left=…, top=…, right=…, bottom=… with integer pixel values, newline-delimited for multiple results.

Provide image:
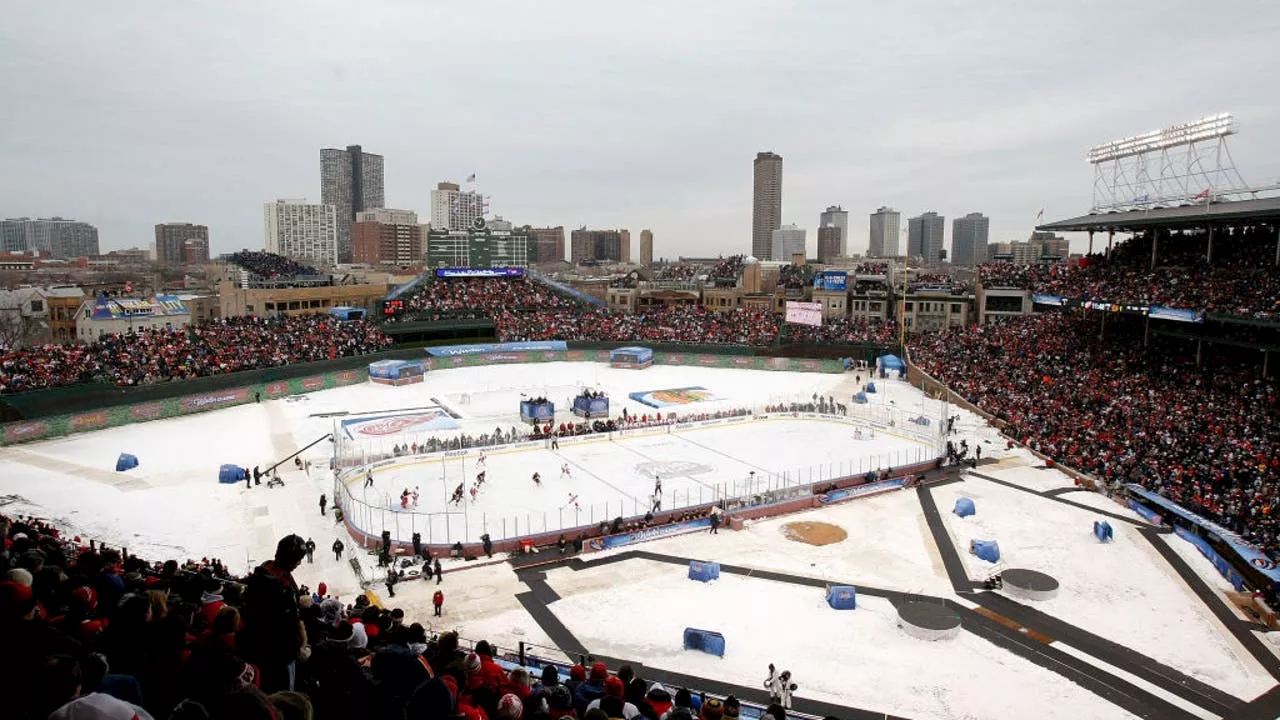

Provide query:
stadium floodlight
left=1087, top=113, right=1237, bottom=164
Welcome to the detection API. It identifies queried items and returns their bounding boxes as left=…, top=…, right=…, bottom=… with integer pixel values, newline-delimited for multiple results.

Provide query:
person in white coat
left=764, top=663, right=780, bottom=704
left=778, top=670, right=796, bottom=709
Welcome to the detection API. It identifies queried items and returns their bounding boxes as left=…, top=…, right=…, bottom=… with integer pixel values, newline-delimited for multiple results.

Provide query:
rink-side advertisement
left=340, top=410, right=460, bottom=439
left=628, top=386, right=724, bottom=408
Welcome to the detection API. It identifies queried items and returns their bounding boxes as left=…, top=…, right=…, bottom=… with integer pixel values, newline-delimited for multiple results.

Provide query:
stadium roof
left=1036, top=197, right=1280, bottom=233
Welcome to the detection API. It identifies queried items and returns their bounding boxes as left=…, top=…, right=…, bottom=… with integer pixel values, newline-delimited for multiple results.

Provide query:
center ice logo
left=650, top=388, right=713, bottom=405
left=636, top=460, right=715, bottom=478
left=356, top=412, right=445, bottom=436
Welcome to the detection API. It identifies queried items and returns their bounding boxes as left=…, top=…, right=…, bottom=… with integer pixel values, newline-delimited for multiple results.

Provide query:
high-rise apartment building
left=523, top=226, right=566, bottom=264
left=320, top=145, right=385, bottom=263
left=0, top=217, right=100, bottom=258
left=868, top=207, right=900, bottom=257
left=819, top=206, right=849, bottom=257
left=430, top=182, right=488, bottom=232
left=570, top=228, right=631, bottom=264
left=752, top=152, right=783, bottom=259
left=351, top=209, right=422, bottom=266
left=1029, top=231, right=1070, bottom=259
left=640, top=229, right=654, bottom=266
left=182, top=238, right=210, bottom=266
left=154, top=223, right=210, bottom=267
left=263, top=199, right=338, bottom=265
left=771, top=224, right=806, bottom=261
left=950, top=212, right=990, bottom=266
left=817, top=225, right=843, bottom=263
left=907, top=211, right=946, bottom=263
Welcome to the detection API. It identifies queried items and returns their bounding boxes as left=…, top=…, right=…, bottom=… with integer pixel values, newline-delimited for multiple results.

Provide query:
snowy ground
left=0, top=359, right=1268, bottom=717
left=544, top=558, right=1137, bottom=720
left=935, top=473, right=1274, bottom=699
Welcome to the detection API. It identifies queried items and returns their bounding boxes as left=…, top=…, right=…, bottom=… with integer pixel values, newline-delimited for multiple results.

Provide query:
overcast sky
left=3, top=0, right=1279, bottom=260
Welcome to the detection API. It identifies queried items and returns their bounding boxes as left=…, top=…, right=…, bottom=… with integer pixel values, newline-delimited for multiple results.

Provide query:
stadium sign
left=434, top=267, right=525, bottom=278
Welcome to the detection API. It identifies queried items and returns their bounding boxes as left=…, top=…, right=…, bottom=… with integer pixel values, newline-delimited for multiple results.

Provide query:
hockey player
left=532, top=472, right=541, bottom=488
left=560, top=463, right=571, bottom=480
left=411, top=486, right=420, bottom=508
left=470, top=484, right=479, bottom=501
left=451, top=483, right=465, bottom=506
left=365, top=469, right=374, bottom=488
left=477, top=452, right=487, bottom=467
left=764, top=664, right=779, bottom=704
left=476, top=470, right=486, bottom=487
left=400, top=489, right=410, bottom=509
left=653, top=475, right=662, bottom=496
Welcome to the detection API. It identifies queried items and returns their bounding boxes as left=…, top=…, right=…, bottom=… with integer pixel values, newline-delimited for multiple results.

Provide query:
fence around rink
left=330, top=394, right=946, bottom=549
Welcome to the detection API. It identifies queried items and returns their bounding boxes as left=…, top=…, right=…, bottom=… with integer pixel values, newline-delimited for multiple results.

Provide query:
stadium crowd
left=0, top=315, right=391, bottom=394
left=494, top=306, right=780, bottom=346
left=0, top=513, right=794, bottom=720
left=910, top=311, right=1280, bottom=558
left=400, top=278, right=582, bottom=316
left=976, top=230, right=1280, bottom=319
left=229, top=251, right=320, bottom=278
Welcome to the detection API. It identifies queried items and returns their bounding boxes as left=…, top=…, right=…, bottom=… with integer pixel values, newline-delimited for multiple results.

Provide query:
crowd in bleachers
left=709, top=256, right=745, bottom=279
left=652, top=263, right=702, bottom=281
left=789, top=318, right=898, bottom=345
left=229, top=251, right=320, bottom=278
left=402, top=278, right=582, bottom=316
left=910, top=312, right=1280, bottom=558
left=494, top=306, right=780, bottom=346
left=977, top=230, right=1280, bottom=319
left=1, top=513, right=796, bottom=720
left=0, top=316, right=390, bottom=394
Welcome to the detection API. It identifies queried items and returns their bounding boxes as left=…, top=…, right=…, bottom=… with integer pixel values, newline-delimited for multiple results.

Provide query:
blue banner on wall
left=813, top=271, right=848, bottom=291
left=435, top=267, right=524, bottom=278
left=1174, top=526, right=1246, bottom=591
left=818, top=477, right=906, bottom=504
left=589, top=517, right=712, bottom=551
left=426, top=341, right=567, bottom=357
left=1149, top=306, right=1205, bottom=323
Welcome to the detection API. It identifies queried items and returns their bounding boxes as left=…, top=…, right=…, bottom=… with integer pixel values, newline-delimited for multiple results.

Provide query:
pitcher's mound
left=782, top=521, right=847, bottom=546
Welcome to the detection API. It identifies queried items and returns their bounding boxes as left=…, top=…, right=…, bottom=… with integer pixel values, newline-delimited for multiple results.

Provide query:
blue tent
left=218, top=464, right=246, bottom=484
left=1093, top=520, right=1113, bottom=542
left=689, top=561, right=720, bottom=583
left=115, top=453, right=138, bottom=472
left=683, top=628, right=725, bottom=657
left=971, top=539, right=1000, bottom=563
left=878, top=354, right=906, bottom=371
left=866, top=382, right=877, bottom=393
left=954, top=497, right=976, bottom=517
left=854, top=392, right=868, bottom=404
left=826, top=585, right=857, bottom=609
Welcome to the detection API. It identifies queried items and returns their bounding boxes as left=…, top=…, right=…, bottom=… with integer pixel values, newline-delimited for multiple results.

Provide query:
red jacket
left=433, top=591, right=444, bottom=607
left=478, top=654, right=506, bottom=690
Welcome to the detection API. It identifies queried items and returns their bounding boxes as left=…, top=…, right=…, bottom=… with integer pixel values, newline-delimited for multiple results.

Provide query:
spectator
left=240, top=535, right=307, bottom=693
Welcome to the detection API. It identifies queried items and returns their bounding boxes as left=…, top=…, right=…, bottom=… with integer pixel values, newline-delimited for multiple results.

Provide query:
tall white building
left=771, top=224, right=806, bottom=261
left=868, top=207, right=900, bottom=257
left=819, top=206, right=849, bottom=257
left=951, top=212, right=990, bottom=266
left=430, top=182, right=488, bottom=231
left=263, top=199, right=338, bottom=265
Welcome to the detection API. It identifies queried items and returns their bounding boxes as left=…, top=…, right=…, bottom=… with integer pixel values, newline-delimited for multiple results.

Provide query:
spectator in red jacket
left=433, top=589, right=444, bottom=617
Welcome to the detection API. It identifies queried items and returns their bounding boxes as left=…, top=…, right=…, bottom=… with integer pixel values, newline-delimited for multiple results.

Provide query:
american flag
left=466, top=173, right=476, bottom=183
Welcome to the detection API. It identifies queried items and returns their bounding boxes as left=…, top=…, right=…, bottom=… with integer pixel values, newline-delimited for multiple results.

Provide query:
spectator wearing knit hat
left=586, top=675, right=641, bottom=719
left=574, top=661, right=609, bottom=715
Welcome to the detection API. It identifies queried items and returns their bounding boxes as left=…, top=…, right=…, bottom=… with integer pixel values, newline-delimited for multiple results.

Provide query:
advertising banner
left=341, top=410, right=460, bottom=438
left=426, top=341, right=567, bottom=357
left=818, top=477, right=906, bottom=504
left=1174, top=526, right=1245, bottom=591
left=434, top=267, right=524, bottom=278
left=1031, top=294, right=1066, bottom=306
left=1149, top=306, right=1205, bottom=323
left=785, top=301, right=823, bottom=327
left=629, top=386, right=722, bottom=408
left=813, top=271, right=848, bottom=291
left=589, top=517, right=713, bottom=551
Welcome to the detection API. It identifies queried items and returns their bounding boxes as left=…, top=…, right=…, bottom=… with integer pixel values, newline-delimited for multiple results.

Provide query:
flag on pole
left=1193, top=188, right=1210, bottom=200
left=466, top=173, right=476, bottom=183
left=1036, top=208, right=1044, bottom=220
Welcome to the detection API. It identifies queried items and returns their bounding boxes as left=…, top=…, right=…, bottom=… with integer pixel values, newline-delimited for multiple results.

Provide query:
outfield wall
left=0, top=346, right=843, bottom=446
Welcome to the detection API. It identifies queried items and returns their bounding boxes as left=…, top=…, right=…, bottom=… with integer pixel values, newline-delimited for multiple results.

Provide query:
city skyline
left=3, top=2, right=1279, bottom=259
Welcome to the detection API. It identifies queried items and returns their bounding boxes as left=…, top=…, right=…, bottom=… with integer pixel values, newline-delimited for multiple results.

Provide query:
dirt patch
left=782, top=521, right=848, bottom=546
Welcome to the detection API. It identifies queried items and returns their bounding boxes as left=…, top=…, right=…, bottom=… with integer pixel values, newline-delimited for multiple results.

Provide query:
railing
left=331, top=393, right=944, bottom=545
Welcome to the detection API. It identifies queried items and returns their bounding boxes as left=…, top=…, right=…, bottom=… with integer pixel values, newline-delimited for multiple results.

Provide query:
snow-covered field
left=0, top=359, right=1269, bottom=717
left=935, top=475, right=1274, bottom=699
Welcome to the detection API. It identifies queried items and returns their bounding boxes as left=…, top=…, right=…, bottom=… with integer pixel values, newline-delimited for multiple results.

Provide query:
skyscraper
left=907, top=211, right=945, bottom=263
left=752, top=152, right=783, bottom=259
left=868, top=207, right=900, bottom=257
left=951, top=212, right=990, bottom=266
left=640, top=229, right=653, bottom=266
left=430, top=182, right=488, bottom=231
left=817, top=226, right=842, bottom=264
left=771, top=224, right=806, bottom=261
left=263, top=199, right=337, bottom=265
left=0, top=217, right=99, bottom=258
left=154, top=223, right=210, bottom=267
left=321, top=145, right=385, bottom=263
left=525, top=226, right=566, bottom=264
left=819, top=206, right=849, bottom=257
